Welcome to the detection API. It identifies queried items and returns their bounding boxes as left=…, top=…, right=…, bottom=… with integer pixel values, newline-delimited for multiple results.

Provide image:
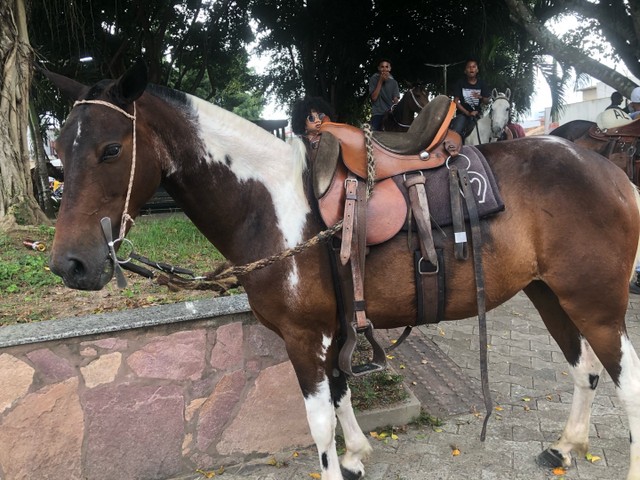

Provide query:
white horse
left=465, top=88, right=511, bottom=145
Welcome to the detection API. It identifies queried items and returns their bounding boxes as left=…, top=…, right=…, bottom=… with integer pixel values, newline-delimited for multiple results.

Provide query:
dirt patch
left=2, top=276, right=218, bottom=325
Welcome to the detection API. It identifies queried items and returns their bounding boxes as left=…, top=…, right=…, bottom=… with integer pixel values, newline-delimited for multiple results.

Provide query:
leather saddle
left=588, top=118, right=640, bottom=140
left=314, top=95, right=459, bottom=245
left=312, top=95, right=459, bottom=376
left=587, top=119, right=640, bottom=183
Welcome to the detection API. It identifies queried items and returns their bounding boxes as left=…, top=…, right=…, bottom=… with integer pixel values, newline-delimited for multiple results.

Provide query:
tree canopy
left=2, top=0, right=640, bottom=225
left=29, top=0, right=263, bottom=121
left=505, top=0, right=640, bottom=115
left=249, top=0, right=541, bottom=122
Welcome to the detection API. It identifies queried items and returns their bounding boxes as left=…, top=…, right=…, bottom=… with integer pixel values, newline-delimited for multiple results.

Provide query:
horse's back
left=478, top=136, right=638, bottom=267
left=550, top=120, right=595, bottom=141
left=480, top=135, right=633, bottom=203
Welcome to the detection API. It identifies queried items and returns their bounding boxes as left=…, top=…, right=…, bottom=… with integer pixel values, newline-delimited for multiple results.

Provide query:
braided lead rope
left=205, top=220, right=344, bottom=280
left=362, top=123, right=376, bottom=199
left=73, top=99, right=137, bottom=241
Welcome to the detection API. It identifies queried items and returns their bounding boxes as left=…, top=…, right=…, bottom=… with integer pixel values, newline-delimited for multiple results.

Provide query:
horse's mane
left=146, top=84, right=199, bottom=122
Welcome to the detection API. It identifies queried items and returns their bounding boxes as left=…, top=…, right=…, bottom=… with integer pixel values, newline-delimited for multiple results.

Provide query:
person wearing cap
left=629, top=86, right=640, bottom=119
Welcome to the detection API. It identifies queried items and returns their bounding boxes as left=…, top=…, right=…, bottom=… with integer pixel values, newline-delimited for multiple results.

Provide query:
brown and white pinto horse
left=46, top=61, right=640, bottom=480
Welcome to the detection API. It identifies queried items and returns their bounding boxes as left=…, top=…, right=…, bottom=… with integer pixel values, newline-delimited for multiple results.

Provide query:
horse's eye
left=101, top=144, right=122, bottom=161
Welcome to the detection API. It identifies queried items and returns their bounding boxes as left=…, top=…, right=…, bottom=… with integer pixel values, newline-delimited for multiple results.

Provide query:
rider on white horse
left=450, top=59, right=491, bottom=139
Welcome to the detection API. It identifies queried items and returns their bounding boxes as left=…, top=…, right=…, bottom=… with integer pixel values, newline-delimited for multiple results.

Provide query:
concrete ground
left=172, top=291, right=640, bottom=480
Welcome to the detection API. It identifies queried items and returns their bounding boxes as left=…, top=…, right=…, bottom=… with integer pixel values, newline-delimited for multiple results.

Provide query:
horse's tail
left=632, top=185, right=640, bottom=282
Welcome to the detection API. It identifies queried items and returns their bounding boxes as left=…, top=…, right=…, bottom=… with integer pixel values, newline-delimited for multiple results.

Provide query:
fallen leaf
left=452, top=448, right=461, bottom=456
left=552, top=467, right=566, bottom=475
left=421, top=359, right=428, bottom=364
left=195, top=468, right=216, bottom=478
left=293, top=451, right=299, bottom=458
left=391, top=433, right=398, bottom=440
left=266, top=457, right=278, bottom=466
left=369, top=431, right=379, bottom=439
left=309, top=473, right=322, bottom=479
left=585, top=453, right=602, bottom=463
left=399, top=364, right=406, bottom=369
left=495, top=406, right=503, bottom=411
left=522, top=397, right=531, bottom=402
left=386, top=355, right=394, bottom=360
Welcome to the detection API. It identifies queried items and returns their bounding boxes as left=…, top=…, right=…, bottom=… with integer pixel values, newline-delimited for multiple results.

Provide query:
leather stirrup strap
left=351, top=178, right=368, bottom=329
left=404, top=173, right=438, bottom=267
left=340, top=175, right=358, bottom=265
left=458, top=167, right=493, bottom=442
left=449, top=166, right=468, bottom=260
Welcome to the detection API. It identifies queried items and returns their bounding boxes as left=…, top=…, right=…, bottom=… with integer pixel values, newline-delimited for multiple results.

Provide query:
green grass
left=126, top=215, right=225, bottom=268
left=0, top=225, right=59, bottom=294
left=349, top=371, right=408, bottom=411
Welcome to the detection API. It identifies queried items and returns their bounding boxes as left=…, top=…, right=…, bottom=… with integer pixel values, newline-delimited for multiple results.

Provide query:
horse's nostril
left=50, top=253, right=85, bottom=280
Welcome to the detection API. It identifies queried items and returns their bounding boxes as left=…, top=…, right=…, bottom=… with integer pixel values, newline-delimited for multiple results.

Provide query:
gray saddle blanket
left=397, top=145, right=504, bottom=228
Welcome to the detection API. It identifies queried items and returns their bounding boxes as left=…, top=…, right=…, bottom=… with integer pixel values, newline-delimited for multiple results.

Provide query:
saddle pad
left=402, top=145, right=504, bottom=228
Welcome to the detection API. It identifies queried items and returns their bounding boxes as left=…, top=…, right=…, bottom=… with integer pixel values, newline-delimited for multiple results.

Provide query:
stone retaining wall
left=0, top=295, right=314, bottom=480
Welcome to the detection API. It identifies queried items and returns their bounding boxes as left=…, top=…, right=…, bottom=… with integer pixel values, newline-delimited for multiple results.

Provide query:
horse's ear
left=115, top=58, right=148, bottom=104
left=491, top=88, right=498, bottom=99
left=39, top=67, right=90, bottom=101
left=505, top=88, right=511, bottom=100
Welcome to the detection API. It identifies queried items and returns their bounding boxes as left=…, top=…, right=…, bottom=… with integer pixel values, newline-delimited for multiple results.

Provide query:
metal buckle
left=418, top=256, right=439, bottom=275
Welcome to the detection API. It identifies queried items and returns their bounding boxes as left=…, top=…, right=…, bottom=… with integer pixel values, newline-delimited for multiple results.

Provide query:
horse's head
left=407, top=84, right=429, bottom=114
left=384, top=84, right=430, bottom=131
left=489, top=88, right=511, bottom=137
left=44, top=60, right=162, bottom=290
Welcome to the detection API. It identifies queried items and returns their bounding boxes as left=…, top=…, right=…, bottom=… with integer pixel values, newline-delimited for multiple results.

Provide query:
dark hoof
left=341, top=466, right=363, bottom=480
left=536, top=448, right=565, bottom=468
left=630, top=282, right=640, bottom=294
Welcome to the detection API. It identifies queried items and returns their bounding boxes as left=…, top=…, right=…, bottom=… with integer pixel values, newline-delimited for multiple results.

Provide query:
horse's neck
left=155, top=94, right=311, bottom=264
left=467, top=116, right=491, bottom=145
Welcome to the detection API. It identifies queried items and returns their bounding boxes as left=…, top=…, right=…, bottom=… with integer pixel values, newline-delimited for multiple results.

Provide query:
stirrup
left=338, top=319, right=387, bottom=377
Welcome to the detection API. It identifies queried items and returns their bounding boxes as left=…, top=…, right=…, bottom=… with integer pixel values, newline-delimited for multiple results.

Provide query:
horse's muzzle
left=49, top=250, right=114, bottom=291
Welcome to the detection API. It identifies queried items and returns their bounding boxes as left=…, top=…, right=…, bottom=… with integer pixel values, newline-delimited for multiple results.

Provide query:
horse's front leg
left=331, top=369, right=372, bottom=478
left=286, top=332, right=345, bottom=480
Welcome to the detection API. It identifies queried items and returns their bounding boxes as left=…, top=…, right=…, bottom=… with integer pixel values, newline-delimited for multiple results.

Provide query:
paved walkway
left=174, top=292, right=640, bottom=479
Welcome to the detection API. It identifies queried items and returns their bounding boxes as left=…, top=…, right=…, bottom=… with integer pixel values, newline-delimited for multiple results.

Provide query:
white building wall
left=543, top=97, right=612, bottom=133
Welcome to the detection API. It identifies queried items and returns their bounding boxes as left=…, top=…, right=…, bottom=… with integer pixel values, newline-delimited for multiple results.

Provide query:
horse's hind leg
left=528, top=280, right=640, bottom=479
left=524, top=282, right=604, bottom=468
left=331, top=371, right=373, bottom=477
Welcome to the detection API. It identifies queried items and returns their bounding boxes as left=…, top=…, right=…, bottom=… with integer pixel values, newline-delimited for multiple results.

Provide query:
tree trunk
left=504, top=0, right=638, bottom=96
left=28, top=101, right=56, bottom=218
left=0, top=0, right=47, bottom=229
